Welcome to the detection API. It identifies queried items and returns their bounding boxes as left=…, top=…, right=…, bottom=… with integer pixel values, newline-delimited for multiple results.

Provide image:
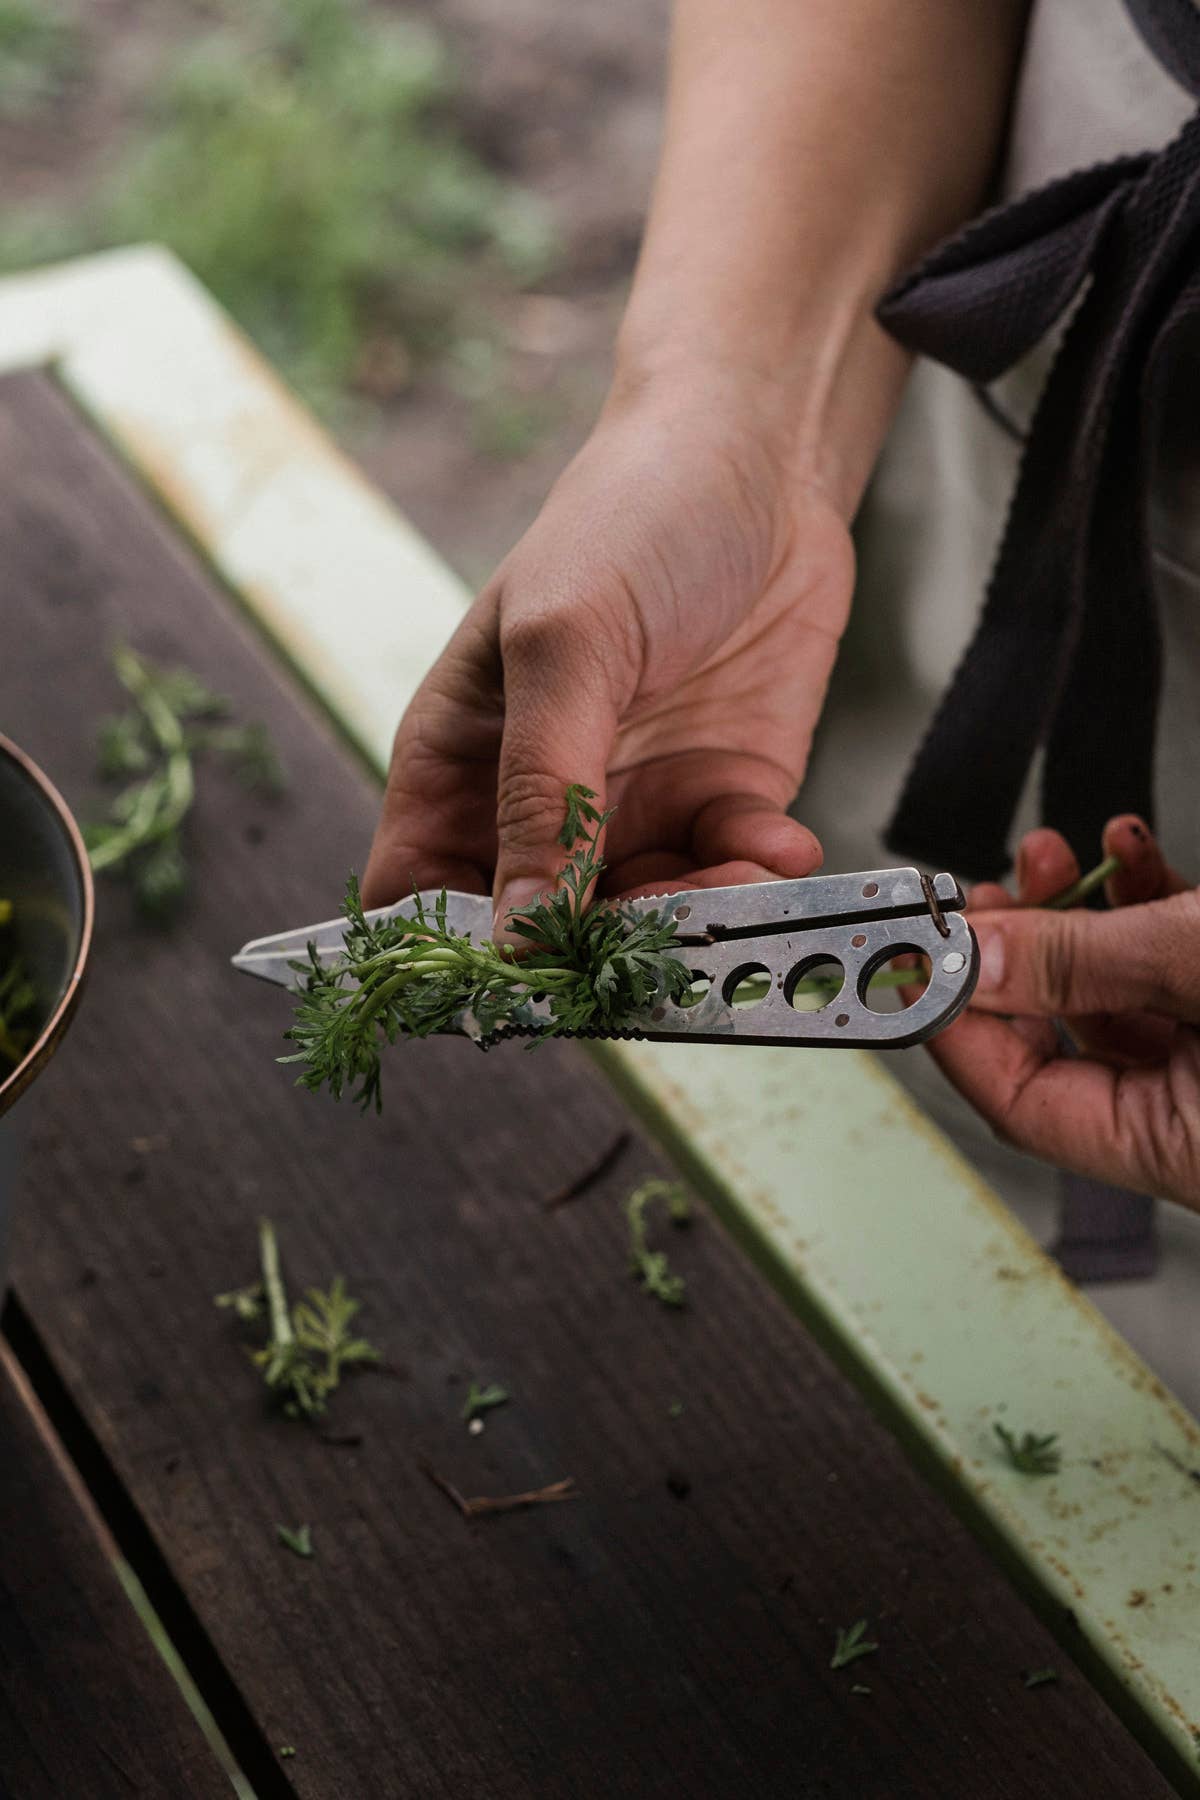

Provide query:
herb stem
left=258, top=1217, right=294, bottom=1353
left=88, top=648, right=195, bottom=872
left=1046, top=853, right=1123, bottom=911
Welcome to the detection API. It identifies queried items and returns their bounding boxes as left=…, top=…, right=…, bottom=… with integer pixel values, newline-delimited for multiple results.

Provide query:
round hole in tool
left=784, top=955, right=845, bottom=1013
left=858, top=944, right=932, bottom=1014
left=673, top=971, right=712, bottom=1008
left=861, top=881, right=879, bottom=898
left=723, top=963, right=773, bottom=1008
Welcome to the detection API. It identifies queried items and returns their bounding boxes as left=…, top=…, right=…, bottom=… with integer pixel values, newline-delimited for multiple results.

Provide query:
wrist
left=609, top=298, right=910, bottom=523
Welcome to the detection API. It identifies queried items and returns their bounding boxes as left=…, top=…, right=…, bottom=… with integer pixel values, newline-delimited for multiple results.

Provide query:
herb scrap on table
left=542, top=1127, right=633, bottom=1209
left=625, top=1177, right=692, bottom=1308
left=282, top=783, right=691, bottom=1111
left=419, top=1459, right=578, bottom=1521
left=215, top=1218, right=379, bottom=1420
left=84, top=642, right=285, bottom=919
left=462, top=1381, right=509, bottom=1425
left=830, top=1619, right=879, bottom=1671
left=994, top=1423, right=1061, bottom=1476
left=276, top=1523, right=314, bottom=1559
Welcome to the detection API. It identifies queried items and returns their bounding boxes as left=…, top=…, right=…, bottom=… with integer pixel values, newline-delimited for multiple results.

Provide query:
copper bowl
left=0, top=736, right=93, bottom=1274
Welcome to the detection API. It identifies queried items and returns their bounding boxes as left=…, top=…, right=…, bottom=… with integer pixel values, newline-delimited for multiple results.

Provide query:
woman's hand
left=928, top=816, right=1200, bottom=1208
left=364, top=370, right=851, bottom=929
left=363, top=0, right=1031, bottom=932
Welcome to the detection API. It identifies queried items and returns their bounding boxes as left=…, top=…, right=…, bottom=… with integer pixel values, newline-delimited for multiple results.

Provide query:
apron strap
left=878, top=112, right=1200, bottom=877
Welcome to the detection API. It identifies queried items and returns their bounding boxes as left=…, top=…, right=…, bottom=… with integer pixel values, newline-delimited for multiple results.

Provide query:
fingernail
left=974, top=925, right=1006, bottom=992
left=493, top=877, right=545, bottom=940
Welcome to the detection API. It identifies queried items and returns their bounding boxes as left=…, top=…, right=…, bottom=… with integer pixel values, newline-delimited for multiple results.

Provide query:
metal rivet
left=675, top=905, right=691, bottom=920
left=941, top=951, right=966, bottom=974
left=851, top=933, right=866, bottom=949
left=835, top=1013, right=850, bottom=1027
left=862, top=882, right=878, bottom=898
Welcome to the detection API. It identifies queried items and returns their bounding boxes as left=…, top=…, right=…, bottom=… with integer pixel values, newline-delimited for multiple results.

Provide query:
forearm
left=615, top=0, right=1030, bottom=516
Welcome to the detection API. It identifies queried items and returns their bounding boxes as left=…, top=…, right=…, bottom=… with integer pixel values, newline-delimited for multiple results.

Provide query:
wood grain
left=0, top=370, right=1176, bottom=1798
left=0, top=1338, right=225, bottom=1797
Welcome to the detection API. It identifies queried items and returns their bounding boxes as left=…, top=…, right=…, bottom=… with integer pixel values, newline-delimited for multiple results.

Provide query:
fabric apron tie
left=878, top=109, right=1200, bottom=876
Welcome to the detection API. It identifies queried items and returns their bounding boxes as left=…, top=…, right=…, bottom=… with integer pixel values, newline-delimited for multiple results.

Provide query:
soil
left=375, top=0, right=669, bottom=586
left=2, top=0, right=670, bottom=589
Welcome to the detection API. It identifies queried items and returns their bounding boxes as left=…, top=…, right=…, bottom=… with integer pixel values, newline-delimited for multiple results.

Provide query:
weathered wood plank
left=0, top=369, right=1179, bottom=1798
left=0, top=1339, right=226, bottom=1798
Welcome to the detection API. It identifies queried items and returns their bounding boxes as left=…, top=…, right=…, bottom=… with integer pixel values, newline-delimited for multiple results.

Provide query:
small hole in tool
left=862, top=882, right=879, bottom=898
left=851, top=933, right=866, bottom=949
left=859, top=945, right=932, bottom=1013
left=673, top=972, right=712, bottom=1008
left=723, top=963, right=773, bottom=1008
left=784, top=955, right=845, bottom=1012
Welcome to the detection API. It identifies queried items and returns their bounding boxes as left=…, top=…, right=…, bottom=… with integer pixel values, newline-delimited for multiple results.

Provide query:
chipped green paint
left=3, top=246, right=1196, bottom=1786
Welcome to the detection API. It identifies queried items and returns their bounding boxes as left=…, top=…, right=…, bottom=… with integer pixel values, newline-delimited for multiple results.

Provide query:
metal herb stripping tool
left=231, top=867, right=977, bottom=1050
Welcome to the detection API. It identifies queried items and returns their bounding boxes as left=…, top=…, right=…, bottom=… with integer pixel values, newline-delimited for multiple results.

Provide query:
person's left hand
left=926, top=815, right=1200, bottom=1208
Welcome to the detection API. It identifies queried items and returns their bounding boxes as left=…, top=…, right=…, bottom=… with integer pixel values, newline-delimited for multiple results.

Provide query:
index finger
left=362, top=599, right=504, bottom=905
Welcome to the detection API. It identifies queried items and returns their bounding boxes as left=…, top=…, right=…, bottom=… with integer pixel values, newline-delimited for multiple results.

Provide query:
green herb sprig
left=284, top=784, right=691, bottom=1111
left=216, top=1219, right=379, bottom=1420
left=462, top=1381, right=509, bottom=1424
left=626, top=1178, right=691, bottom=1308
left=85, top=643, right=284, bottom=919
left=831, top=1619, right=878, bottom=1671
left=276, top=1523, right=314, bottom=1559
left=0, top=900, right=37, bottom=1071
left=994, top=1423, right=1061, bottom=1476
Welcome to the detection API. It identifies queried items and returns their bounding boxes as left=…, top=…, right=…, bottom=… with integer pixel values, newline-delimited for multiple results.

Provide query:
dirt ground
left=1, top=0, right=670, bottom=590
left=364, top=0, right=669, bottom=588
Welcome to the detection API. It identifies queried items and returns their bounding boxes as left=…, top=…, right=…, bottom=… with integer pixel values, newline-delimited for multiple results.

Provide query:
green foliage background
left=0, top=0, right=554, bottom=412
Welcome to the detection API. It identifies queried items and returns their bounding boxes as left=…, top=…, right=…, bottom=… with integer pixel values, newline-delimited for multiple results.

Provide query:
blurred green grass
left=0, top=0, right=79, bottom=117
left=0, top=0, right=556, bottom=419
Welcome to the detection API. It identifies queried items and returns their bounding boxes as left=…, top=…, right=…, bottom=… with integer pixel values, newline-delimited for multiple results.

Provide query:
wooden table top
left=0, top=369, right=1178, bottom=1798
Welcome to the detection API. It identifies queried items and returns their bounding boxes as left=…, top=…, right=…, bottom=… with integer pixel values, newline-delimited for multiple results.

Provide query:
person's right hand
left=363, top=369, right=854, bottom=930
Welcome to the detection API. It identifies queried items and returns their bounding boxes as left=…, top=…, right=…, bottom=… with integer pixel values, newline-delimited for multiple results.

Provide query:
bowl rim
left=0, top=733, right=95, bottom=1115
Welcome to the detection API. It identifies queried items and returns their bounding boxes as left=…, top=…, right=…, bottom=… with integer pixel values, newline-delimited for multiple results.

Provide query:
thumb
left=970, top=889, right=1200, bottom=1020
left=492, top=612, right=620, bottom=939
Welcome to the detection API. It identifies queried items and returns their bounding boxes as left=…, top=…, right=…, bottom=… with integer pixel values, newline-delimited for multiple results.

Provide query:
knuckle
left=496, top=769, right=573, bottom=852
left=1029, top=917, right=1082, bottom=1010
left=500, top=600, right=581, bottom=668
